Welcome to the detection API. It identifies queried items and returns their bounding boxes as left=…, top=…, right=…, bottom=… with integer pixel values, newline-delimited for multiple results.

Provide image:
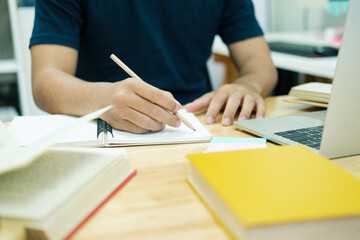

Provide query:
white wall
left=208, top=0, right=271, bottom=90
left=253, top=0, right=271, bottom=32
left=270, top=0, right=347, bottom=32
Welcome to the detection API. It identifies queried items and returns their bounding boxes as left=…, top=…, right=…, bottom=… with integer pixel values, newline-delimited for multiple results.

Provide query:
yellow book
left=187, top=146, right=360, bottom=240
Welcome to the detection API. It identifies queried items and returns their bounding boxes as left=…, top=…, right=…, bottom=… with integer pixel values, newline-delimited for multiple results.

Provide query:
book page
left=0, top=106, right=111, bottom=175
left=291, top=82, right=332, bottom=94
left=283, top=97, right=328, bottom=108
left=0, top=121, right=19, bottom=156
left=0, top=148, right=121, bottom=220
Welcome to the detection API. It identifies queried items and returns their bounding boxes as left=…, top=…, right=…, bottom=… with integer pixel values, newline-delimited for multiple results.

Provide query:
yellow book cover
left=187, top=145, right=360, bottom=240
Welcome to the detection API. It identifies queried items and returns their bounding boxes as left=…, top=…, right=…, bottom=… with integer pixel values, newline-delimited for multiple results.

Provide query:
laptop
left=234, top=0, right=360, bottom=159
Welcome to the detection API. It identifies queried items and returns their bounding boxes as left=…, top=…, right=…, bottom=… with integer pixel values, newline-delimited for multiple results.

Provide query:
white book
left=8, top=109, right=212, bottom=147
left=0, top=106, right=136, bottom=240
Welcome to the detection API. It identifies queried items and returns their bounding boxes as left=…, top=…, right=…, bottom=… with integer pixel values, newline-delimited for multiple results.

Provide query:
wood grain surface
left=66, top=96, right=360, bottom=240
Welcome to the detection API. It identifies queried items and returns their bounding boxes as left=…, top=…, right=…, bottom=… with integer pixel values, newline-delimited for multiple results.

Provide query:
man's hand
left=185, top=36, right=277, bottom=125
left=184, top=82, right=265, bottom=125
left=101, top=78, right=182, bottom=133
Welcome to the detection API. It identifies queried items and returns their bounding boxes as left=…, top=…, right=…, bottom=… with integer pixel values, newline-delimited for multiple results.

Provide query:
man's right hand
left=101, top=78, right=182, bottom=133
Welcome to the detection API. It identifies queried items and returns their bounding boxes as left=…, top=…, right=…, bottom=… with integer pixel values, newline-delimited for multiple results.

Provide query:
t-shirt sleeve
left=218, top=0, right=263, bottom=45
left=30, top=0, right=83, bottom=50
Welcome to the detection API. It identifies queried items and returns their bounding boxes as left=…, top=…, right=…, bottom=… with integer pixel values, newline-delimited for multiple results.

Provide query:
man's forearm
left=232, top=56, right=278, bottom=98
left=228, top=36, right=278, bottom=98
left=33, top=67, right=111, bottom=116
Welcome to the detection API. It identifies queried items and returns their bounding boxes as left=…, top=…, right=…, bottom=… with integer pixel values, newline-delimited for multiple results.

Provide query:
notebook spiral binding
left=97, top=119, right=113, bottom=138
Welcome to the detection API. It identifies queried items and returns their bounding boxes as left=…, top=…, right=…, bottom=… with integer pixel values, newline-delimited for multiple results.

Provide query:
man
left=30, top=0, right=277, bottom=133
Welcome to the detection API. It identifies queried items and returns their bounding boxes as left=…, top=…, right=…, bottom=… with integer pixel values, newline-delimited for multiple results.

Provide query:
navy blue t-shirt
left=30, top=0, right=263, bottom=104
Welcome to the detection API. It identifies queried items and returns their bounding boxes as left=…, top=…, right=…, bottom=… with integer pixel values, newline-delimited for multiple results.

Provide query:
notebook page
left=108, top=109, right=211, bottom=145
left=9, top=109, right=211, bottom=147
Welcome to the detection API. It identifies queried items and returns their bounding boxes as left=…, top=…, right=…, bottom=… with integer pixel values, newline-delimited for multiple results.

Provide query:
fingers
left=108, top=79, right=182, bottom=133
left=120, top=107, right=167, bottom=132
left=234, top=96, right=265, bottom=122
left=203, top=84, right=266, bottom=126
left=237, top=95, right=256, bottom=121
left=184, top=92, right=213, bottom=113
left=205, top=89, right=229, bottom=124
left=126, top=93, right=181, bottom=128
left=222, top=93, right=243, bottom=125
left=255, top=99, right=265, bottom=119
left=131, top=78, right=181, bottom=113
left=106, top=114, right=165, bottom=134
left=107, top=103, right=168, bottom=133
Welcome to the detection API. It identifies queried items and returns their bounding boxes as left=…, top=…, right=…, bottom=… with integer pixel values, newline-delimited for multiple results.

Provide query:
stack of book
left=285, top=82, right=332, bottom=108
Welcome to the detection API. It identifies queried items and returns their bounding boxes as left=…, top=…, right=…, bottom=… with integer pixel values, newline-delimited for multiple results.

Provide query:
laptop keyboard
left=274, top=126, right=324, bottom=149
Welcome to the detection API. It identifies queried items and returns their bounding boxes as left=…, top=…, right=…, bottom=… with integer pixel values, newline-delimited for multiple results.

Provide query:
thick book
left=0, top=106, right=136, bottom=240
left=8, top=109, right=211, bottom=147
left=187, top=146, right=360, bottom=240
left=288, top=82, right=332, bottom=104
left=283, top=97, right=328, bottom=108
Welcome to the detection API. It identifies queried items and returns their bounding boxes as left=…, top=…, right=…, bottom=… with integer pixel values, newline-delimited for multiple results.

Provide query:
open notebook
left=9, top=109, right=211, bottom=147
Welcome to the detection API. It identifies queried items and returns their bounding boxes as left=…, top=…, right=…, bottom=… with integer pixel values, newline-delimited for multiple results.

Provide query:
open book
left=0, top=106, right=136, bottom=240
left=8, top=109, right=212, bottom=147
left=286, top=82, right=332, bottom=107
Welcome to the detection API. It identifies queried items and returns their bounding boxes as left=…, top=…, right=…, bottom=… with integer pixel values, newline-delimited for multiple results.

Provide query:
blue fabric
left=30, top=0, right=263, bottom=104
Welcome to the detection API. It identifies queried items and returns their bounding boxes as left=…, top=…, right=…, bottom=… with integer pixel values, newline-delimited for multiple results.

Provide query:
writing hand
left=102, top=78, right=182, bottom=133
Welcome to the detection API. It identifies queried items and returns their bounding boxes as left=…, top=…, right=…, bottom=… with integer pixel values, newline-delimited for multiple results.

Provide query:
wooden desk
left=72, top=96, right=360, bottom=240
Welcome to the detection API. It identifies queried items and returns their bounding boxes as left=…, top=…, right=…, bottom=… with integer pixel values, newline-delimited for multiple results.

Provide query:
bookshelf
left=0, top=59, right=17, bottom=75
left=0, top=0, right=18, bottom=120
left=0, top=0, right=16, bottom=78
left=1, top=0, right=46, bottom=116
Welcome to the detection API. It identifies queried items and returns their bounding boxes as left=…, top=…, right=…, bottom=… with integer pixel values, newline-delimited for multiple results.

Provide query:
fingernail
left=173, top=104, right=181, bottom=113
left=222, top=117, right=232, bottom=126
left=239, top=116, right=247, bottom=121
left=256, top=115, right=264, bottom=119
left=174, top=120, right=181, bottom=127
left=206, top=116, right=214, bottom=124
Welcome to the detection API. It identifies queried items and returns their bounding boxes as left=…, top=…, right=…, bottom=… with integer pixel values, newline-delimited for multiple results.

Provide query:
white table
left=212, top=32, right=339, bottom=79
